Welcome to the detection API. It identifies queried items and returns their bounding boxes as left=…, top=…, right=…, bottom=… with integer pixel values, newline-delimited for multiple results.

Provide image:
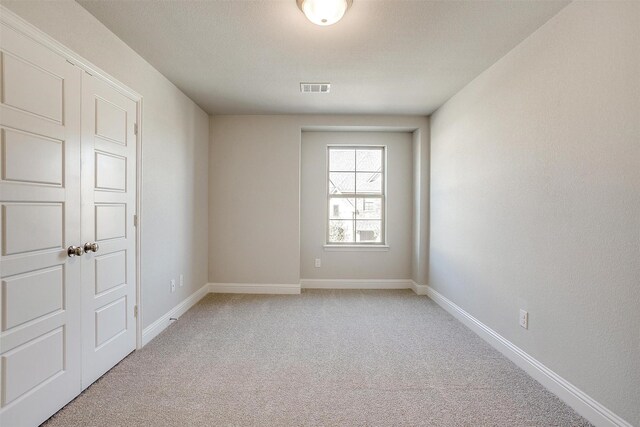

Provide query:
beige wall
left=2, top=0, right=210, bottom=329
left=300, top=131, right=413, bottom=280
left=209, top=115, right=429, bottom=285
left=430, top=1, right=640, bottom=424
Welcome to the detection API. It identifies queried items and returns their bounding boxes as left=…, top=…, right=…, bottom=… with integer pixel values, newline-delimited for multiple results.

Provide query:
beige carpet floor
left=44, top=290, right=591, bottom=426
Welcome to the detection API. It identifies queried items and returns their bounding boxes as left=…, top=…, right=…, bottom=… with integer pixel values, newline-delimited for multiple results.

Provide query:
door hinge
left=134, top=305, right=138, bottom=318
left=133, top=214, right=138, bottom=227
left=134, top=123, right=138, bottom=135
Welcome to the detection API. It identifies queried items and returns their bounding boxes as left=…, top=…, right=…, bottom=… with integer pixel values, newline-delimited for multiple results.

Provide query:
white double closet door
left=0, top=23, right=137, bottom=426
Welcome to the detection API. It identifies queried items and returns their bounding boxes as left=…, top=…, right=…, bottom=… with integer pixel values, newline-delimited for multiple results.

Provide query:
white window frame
left=325, top=145, right=387, bottom=247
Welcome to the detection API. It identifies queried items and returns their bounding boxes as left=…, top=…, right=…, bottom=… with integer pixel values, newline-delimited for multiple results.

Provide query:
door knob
left=67, top=245, right=84, bottom=257
left=84, top=242, right=99, bottom=253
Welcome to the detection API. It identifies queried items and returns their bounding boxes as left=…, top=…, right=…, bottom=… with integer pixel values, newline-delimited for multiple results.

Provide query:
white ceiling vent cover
left=300, top=83, right=331, bottom=93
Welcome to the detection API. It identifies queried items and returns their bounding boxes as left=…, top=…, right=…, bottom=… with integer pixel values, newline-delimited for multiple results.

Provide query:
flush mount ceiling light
left=296, top=0, right=353, bottom=26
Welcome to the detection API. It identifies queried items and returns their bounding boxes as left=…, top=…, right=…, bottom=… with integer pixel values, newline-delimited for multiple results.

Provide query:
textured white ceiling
left=78, top=0, right=569, bottom=115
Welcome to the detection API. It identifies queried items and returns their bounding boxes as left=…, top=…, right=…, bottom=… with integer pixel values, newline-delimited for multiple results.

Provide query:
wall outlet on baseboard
left=179, top=274, right=184, bottom=287
left=315, top=258, right=321, bottom=268
left=519, top=309, right=528, bottom=329
left=170, top=279, right=176, bottom=293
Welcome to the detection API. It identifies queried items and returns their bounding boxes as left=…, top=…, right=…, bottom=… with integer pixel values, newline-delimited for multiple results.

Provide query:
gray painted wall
left=430, top=2, right=640, bottom=424
left=300, top=131, right=413, bottom=280
left=2, top=0, right=210, bottom=330
left=209, top=115, right=429, bottom=285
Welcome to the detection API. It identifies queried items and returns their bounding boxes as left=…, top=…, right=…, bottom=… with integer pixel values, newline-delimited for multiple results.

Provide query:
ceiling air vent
left=300, top=83, right=331, bottom=93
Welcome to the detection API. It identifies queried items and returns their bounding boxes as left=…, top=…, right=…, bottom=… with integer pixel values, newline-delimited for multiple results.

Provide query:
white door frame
left=0, top=6, right=146, bottom=349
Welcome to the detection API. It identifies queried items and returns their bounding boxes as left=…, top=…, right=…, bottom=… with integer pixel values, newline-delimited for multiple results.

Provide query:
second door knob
left=84, top=242, right=99, bottom=253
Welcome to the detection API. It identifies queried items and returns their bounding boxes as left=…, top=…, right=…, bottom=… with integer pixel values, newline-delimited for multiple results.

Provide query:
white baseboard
left=410, top=280, right=429, bottom=295
left=141, top=283, right=209, bottom=347
left=300, top=279, right=413, bottom=289
left=208, top=283, right=301, bottom=294
left=425, top=286, right=632, bottom=427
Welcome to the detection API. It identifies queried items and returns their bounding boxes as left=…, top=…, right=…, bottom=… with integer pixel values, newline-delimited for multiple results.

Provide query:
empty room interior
left=0, top=0, right=638, bottom=426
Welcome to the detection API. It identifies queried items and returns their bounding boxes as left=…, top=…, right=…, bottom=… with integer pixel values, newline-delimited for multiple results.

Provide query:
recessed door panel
left=95, top=97, right=126, bottom=145
left=1, top=52, right=63, bottom=123
left=95, top=251, right=126, bottom=295
left=95, top=151, right=126, bottom=191
left=1, top=266, right=64, bottom=331
left=95, top=297, right=127, bottom=348
left=95, top=204, right=126, bottom=241
left=1, top=328, right=65, bottom=406
left=2, top=203, right=63, bottom=255
left=1, top=128, right=63, bottom=186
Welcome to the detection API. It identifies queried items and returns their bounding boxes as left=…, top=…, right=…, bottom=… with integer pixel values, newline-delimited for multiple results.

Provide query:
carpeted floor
left=43, top=290, right=591, bottom=426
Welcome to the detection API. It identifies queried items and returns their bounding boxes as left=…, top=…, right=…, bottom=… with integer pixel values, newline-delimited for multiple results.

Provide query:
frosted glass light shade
left=297, top=0, right=352, bottom=26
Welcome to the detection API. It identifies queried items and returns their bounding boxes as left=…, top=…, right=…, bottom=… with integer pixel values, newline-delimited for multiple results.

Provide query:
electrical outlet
left=315, top=258, right=321, bottom=268
left=170, top=279, right=176, bottom=293
left=179, top=274, right=184, bottom=287
left=519, top=309, right=528, bottom=329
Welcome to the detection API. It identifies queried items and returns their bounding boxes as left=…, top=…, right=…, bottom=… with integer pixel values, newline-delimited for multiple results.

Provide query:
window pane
left=327, top=146, right=385, bottom=245
left=329, top=197, right=356, bottom=220
left=356, top=172, right=382, bottom=194
left=356, top=149, right=382, bottom=172
left=329, top=220, right=354, bottom=243
left=329, top=172, right=355, bottom=194
left=355, top=220, right=382, bottom=243
left=329, top=149, right=355, bottom=171
left=356, top=198, right=382, bottom=219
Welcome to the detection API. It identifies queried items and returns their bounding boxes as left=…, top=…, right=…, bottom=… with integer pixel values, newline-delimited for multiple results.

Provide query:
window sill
left=323, top=245, right=390, bottom=252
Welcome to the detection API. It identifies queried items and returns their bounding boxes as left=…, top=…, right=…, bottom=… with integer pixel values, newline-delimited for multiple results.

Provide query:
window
left=327, top=146, right=385, bottom=244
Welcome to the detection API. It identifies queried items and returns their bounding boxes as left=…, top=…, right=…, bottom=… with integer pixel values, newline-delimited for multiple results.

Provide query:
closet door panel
left=81, top=73, right=137, bottom=389
left=2, top=128, right=64, bottom=185
left=0, top=23, right=82, bottom=427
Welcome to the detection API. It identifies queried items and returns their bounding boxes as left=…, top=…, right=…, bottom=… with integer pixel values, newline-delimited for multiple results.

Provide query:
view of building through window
left=327, top=146, right=385, bottom=244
